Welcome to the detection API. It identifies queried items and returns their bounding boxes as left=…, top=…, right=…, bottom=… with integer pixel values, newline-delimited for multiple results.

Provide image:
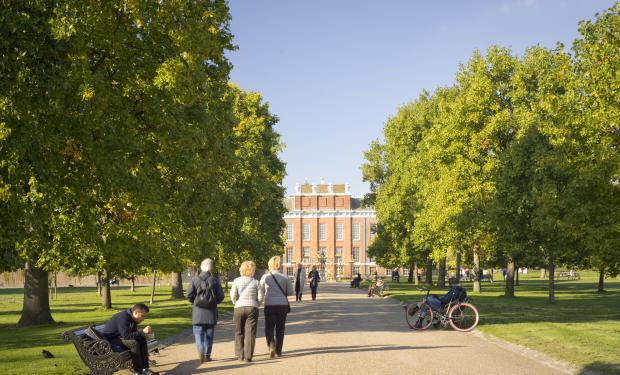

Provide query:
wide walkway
left=153, top=282, right=568, bottom=375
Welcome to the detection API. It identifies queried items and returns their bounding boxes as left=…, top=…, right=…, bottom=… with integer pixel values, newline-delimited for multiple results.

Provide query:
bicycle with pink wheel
left=404, top=285, right=479, bottom=332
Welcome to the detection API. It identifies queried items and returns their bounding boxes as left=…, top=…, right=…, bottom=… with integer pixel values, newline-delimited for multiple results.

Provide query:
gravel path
left=151, top=282, right=570, bottom=375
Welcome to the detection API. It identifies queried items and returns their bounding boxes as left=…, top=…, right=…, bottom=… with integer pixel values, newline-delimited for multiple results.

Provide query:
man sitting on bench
left=101, top=303, right=159, bottom=375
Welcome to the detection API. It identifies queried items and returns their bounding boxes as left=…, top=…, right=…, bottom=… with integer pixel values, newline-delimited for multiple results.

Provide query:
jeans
left=426, top=295, right=443, bottom=312
left=264, top=305, right=288, bottom=355
left=193, top=324, right=215, bottom=358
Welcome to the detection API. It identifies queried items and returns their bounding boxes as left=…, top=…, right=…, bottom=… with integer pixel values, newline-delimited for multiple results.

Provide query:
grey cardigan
left=259, top=271, right=293, bottom=306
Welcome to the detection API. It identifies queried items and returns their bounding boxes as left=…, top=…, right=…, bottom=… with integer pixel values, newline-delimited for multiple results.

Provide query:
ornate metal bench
left=62, top=324, right=159, bottom=375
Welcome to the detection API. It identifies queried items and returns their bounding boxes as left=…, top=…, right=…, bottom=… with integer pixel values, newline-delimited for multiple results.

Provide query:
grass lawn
left=384, top=271, right=620, bottom=375
left=0, top=285, right=233, bottom=375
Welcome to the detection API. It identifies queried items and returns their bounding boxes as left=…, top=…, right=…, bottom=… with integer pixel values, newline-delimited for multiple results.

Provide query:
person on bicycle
left=426, top=277, right=465, bottom=311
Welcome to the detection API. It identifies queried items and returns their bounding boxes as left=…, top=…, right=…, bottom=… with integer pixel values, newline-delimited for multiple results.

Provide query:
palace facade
left=281, top=181, right=386, bottom=280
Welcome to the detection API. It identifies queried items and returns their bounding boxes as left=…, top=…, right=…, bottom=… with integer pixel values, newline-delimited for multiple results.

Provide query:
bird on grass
left=42, top=349, right=54, bottom=358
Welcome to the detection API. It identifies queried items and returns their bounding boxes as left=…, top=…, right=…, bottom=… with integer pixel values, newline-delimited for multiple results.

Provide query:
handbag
left=270, top=273, right=291, bottom=313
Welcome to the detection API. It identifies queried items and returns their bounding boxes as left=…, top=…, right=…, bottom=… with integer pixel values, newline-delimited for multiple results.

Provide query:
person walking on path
left=230, top=260, right=263, bottom=362
left=294, top=262, right=306, bottom=301
left=187, top=258, right=225, bottom=364
left=260, top=256, right=293, bottom=358
left=308, top=265, right=321, bottom=301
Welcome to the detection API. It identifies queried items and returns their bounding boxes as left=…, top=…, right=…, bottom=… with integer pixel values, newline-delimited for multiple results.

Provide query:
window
left=302, top=247, right=311, bottom=265
left=287, top=267, right=294, bottom=278
left=336, top=265, right=343, bottom=277
left=370, top=224, right=377, bottom=240
left=302, top=223, right=310, bottom=241
left=336, top=223, right=343, bottom=240
left=335, top=247, right=343, bottom=264
left=353, top=265, right=360, bottom=275
left=352, top=223, right=360, bottom=241
left=352, top=247, right=360, bottom=262
left=319, top=223, right=326, bottom=241
left=319, top=247, right=327, bottom=259
left=370, top=255, right=376, bottom=263
left=286, top=224, right=294, bottom=241
left=369, top=266, right=376, bottom=276
left=286, top=247, right=293, bottom=263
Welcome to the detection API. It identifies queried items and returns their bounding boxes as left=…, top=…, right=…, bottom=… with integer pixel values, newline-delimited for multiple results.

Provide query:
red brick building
left=281, top=181, right=385, bottom=280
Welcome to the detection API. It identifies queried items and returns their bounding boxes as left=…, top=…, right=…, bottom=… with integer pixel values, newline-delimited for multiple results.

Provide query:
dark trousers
left=264, top=305, right=288, bottom=355
left=295, top=283, right=302, bottom=301
left=121, top=338, right=149, bottom=372
left=233, top=306, right=258, bottom=360
left=310, top=285, right=318, bottom=300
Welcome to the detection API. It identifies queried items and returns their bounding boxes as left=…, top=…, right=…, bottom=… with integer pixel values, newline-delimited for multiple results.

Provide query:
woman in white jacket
left=293, top=262, right=306, bottom=301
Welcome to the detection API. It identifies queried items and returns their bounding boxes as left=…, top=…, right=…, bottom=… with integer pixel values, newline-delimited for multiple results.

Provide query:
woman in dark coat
left=187, top=258, right=225, bottom=363
left=308, top=265, right=321, bottom=300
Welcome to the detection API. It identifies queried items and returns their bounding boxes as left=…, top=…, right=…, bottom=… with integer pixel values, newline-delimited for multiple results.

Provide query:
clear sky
left=226, top=0, right=615, bottom=197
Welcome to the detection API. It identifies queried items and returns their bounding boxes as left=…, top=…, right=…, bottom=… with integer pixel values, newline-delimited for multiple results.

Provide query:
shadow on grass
left=579, top=361, right=620, bottom=375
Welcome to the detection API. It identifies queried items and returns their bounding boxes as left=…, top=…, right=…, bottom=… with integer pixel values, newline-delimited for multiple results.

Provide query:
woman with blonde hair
left=230, top=260, right=263, bottom=362
left=259, top=256, right=293, bottom=358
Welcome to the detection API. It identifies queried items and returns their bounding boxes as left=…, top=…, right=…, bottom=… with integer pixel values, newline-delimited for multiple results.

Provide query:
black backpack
left=195, top=278, right=216, bottom=309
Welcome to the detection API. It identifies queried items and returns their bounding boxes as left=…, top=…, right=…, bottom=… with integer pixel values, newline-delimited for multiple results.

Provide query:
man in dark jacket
left=187, top=258, right=225, bottom=363
left=101, top=303, right=158, bottom=375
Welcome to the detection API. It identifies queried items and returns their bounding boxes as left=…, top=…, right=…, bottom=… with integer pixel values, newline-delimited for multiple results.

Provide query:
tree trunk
left=101, top=269, right=112, bottom=309
left=515, top=266, right=520, bottom=286
left=18, top=260, right=55, bottom=327
left=540, top=268, right=547, bottom=279
left=597, top=266, right=605, bottom=293
left=548, top=252, right=555, bottom=303
left=150, top=270, right=157, bottom=304
left=53, top=272, right=58, bottom=300
left=414, top=262, right=420, bottom=285
left=505, top=259, right=515, bottom=297
left=407, top=262, right=414, bottom=283
left=437, top=258, right=446, bottom=288
left=171, top=271, right=184, bottom=299
left=130, top=276, right=135, bottom=292
left=425, top=257, right=433, bottom=285
left=97, top=271, right=102, bottom=296
left=455, top=252, right=461, bottom=282
left=472, top=246, right=481, bottom=293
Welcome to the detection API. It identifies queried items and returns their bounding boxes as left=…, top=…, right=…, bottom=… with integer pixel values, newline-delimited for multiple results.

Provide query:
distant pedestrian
left=260, top=256, right=293, bottom=358
left=501, top=268, right=507, bottom=280
left=294, top=263, right=306, bottom=301
left=230, top=260, right=263, bottom=362
left=187, top=258, right=225, bottom=363
left=308, top=265, right=321, bottom=300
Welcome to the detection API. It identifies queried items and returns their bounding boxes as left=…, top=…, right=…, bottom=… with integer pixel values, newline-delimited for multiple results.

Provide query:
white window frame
left=336, top=223, right=344, bottom=240
left=286, top=224, right=294, bottom=241
left=302, top=223, right=310, bottom=241
left=352, top=223, right=360, bottom=241
left=302, top=247, right=311, bottom=265
left=286, top=247, right=293, bottom=263
left=352, top=247, right=360, bottom=262
left=319, top=223, right=326, bottom=241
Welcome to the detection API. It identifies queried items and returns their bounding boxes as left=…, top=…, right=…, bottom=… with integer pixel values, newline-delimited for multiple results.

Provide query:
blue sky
left=226, top=0, right=615, bottom=196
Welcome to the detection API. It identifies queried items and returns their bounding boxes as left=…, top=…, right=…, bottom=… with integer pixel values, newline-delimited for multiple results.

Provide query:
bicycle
left=403, top=285, right=479, bottom=332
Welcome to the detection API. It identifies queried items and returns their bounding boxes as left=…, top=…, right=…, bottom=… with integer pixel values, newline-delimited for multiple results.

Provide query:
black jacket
left=187, top=271, right=225, bottom=325
left=101, top=309, right=144, bottom=344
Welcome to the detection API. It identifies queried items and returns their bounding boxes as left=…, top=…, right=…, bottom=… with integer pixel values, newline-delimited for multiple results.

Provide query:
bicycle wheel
left=448, top=302, right=479, bottom=332
left=405, top=303, right=433, bottom=330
